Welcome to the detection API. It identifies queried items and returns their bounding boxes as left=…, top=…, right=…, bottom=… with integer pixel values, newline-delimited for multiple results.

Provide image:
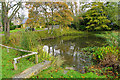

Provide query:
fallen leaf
left=81, top=76, right=85, bottom=78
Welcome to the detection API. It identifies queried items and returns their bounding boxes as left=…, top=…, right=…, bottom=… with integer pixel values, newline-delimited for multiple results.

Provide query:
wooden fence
left=0, top=44, right=38, bottom=70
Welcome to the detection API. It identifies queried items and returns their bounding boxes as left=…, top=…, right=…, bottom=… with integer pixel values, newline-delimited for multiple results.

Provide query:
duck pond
left=40, top=34, right=106, bottom=73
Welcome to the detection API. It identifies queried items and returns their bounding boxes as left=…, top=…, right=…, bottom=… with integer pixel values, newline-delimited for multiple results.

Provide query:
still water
left=41, top=34, right=106, bottom=73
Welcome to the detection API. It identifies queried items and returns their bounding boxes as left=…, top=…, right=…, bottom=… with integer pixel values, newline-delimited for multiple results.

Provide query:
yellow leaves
left=71, top=76, right=73, bottom=78
left=90, top=24, right=95, bottom=27
left=86, top=26, right=90, bottom=29
left=67, top=27, right=69, bottom=30
left=101, top=25, right=108, bottom=28
left=32, top=72, right=34, bottom=75
left=95, top=27, right=101, bottom=30
left=51, top=76, right=53, bottom=78
left=79, top=17, right=83, bottom=20
left=91, top=66, right=94, bottom=69
left=105, top=19, right=111, bottom=23
left=94, top=20, right=99, bottom=23
left=55, top=69, right=58, bottom=72
left=91, top=6, right=96, bottom=9
left=81, top=76, right=85, bottom=78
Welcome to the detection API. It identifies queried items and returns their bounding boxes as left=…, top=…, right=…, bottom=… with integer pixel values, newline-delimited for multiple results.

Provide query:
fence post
left=14, top=58, right=17, bottom=70
left=7, top=47, right=9, bottom=53
left=35, top=53, right=38, bottom=64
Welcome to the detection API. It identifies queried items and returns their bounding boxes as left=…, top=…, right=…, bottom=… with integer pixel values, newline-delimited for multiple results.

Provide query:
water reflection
left=41, top=34, right=106, bottom=72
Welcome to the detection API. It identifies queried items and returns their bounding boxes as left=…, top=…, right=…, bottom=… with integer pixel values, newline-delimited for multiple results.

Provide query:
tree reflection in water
left=41, top=34, right=106, bottom=73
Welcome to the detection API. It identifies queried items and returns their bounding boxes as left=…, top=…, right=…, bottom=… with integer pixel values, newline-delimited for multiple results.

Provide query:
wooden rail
left=0, top=44, right=38, bottom=70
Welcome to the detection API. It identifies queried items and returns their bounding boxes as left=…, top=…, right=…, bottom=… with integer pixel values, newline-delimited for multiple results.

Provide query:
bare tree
left=1, top=1, right=22, bottom=37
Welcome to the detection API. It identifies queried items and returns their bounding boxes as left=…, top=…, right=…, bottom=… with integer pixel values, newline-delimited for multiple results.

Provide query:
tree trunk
left=7, top=21, right=10, bottom=37
left=4, top=16, right=10, bottom=37
left=51, top=3, right=54, bottom=34
left=48, top=25, right=50, bottom=33
left=2, top=2, right=10, bottom=37
left=4, top=19, right=6, bottom=33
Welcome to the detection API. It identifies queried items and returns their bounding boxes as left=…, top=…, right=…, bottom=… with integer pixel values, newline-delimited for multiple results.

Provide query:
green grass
left=29, top=27, right=84, bottom=39
left=1, top=47, right=36, bottom=78
left=0, top=28, right=45, bottom=34
left=35, top=28, right=44, bottom=30
left=1, top=45, right=55, bottom=78
left=32, top=67, right=106, bottom=78
left=0, top=29, right=25, bottom=34
left=2, top=28, right=84, bottom=48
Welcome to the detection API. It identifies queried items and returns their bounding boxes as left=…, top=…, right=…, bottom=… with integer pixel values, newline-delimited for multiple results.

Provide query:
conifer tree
left=84, top=2, right=111, bottom=31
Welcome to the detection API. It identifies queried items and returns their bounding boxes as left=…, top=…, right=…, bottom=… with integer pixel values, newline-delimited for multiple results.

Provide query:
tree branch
left=8, top=2, right=20, bottom=10
left=9, top=2, right=21, bottom=21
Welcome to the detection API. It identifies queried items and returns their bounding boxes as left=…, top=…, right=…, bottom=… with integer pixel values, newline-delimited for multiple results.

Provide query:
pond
left=41, top=34, right=106, bottom=73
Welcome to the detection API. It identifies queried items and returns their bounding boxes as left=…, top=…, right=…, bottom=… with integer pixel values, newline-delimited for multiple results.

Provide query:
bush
left=10, top=25, right=21, bottom=30
left=20, top=31, right=38, bottom=50
left=92, top=46, right=119, bottom=61
left=92, top=46, right=120, bottom=74
left=78, top=25, right=86, bottom=31
left=10, top=25, right=16, bottom=30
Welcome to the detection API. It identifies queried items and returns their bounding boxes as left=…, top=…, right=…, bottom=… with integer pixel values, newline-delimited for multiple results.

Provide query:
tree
left=26, top=2, right=52, bottom=33
left=26, top=2, right=73, bottom=33
left=84, top=2, right=111, bottom=31
left=67, top=2, right=74, bottom=14
left=104, top=2, right=118, bottom=28
left=1, top=1, right=22, bottom=37
left=74, top=2, right=78, bottom=16
left=53, top=2, right=73, bottom=28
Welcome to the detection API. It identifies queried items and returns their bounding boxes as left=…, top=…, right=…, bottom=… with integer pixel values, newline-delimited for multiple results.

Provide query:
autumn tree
left=26, top=2, right=73, bottom=33
left=26, top=2, right=52, bottom=33
left=53, top=2, right=73, bottom=28
left=67, top=2, right=74, bottom=14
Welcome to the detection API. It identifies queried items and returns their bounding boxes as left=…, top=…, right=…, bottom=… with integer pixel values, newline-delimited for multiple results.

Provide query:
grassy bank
left=0, top=28, right=44, bottom=34
left=32, top=66, right=106, bottom=78
left=2, top=28, right=84, bottom=49
left=1, top=47, right=35, bottom=78
left=0, top=29, right=25, bottom=34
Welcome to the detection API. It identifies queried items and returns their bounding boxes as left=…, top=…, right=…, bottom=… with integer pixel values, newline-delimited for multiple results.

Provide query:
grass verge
left=32, top=66, right=106, bottom=78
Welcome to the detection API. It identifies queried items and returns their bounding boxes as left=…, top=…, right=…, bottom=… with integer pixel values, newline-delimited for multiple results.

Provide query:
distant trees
left=70, top=2, right=119, bottom=31
left=104, top=2, right=119, bottom=29
left=26, top=2, right=73, bottom=33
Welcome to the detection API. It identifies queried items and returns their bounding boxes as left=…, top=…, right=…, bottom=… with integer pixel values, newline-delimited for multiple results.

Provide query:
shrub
left=10, top=25, right=16, bottom=30
left=20, top=31, right=38, bottom=50
left=92, top=46, right=119, bottom=61
left=79, top=25, right=86, bottom=30
left=10, top=25, right=21, bottom=30
left=92, top=46, right=120, bottom=75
